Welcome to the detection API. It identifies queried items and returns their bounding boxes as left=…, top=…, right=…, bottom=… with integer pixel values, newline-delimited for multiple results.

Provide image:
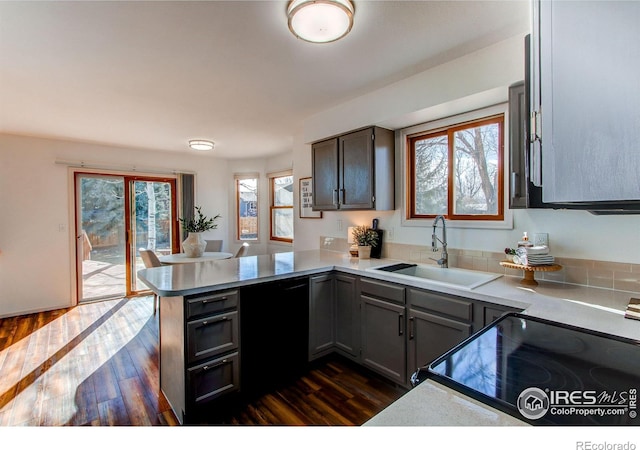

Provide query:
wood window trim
left=269, top=174, right=293, bottom=243
left=407, top=114, right=505, bottom=221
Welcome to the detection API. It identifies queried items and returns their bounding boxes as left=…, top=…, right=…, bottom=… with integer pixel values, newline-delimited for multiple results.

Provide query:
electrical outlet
left=387, top=227, right=395, bottom=241
left=534, top=232, right=548, bottom=246
left=337, top=219, right=343, bottom=231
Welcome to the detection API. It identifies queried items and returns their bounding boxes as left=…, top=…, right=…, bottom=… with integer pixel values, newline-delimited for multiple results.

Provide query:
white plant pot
left=182, top=232, right=206, bottom=257
left=358, top=245, right=371, bottom=259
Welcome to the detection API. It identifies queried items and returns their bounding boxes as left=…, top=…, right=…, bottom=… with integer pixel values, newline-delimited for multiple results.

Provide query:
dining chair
left=139, top=249, right=163, bottom=315
left=234, top=242, right=249, bottom=258
left=204, top=239, right=223, bottom=252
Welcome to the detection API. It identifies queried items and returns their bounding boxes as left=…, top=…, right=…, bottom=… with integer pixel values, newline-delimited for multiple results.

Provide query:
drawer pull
left=201, top=316, right=229, bottom=327
left=202, top=359, right=228, bottom=371
left=201, top=296, right=227, bottom=304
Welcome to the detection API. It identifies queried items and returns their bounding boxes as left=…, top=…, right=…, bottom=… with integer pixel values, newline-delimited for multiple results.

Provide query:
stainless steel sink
left=367, top=262, right=502, bottom=290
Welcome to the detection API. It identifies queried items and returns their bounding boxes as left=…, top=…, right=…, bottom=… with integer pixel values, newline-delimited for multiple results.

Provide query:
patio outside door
left=75, top=173, right=178, bottom=302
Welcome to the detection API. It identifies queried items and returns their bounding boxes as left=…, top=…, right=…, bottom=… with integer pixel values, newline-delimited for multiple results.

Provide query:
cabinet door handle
left=398, top=314, right=404, bottom=336
left=340, top=188, right=345, bottom=205
left=409, top=317, right=414, bottom=340
left=332, top=189, right=339, bottom=206
left=511, top=172, right=520, bottom=197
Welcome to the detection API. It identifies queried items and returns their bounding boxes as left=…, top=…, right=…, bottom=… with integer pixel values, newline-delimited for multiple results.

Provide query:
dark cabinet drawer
left=360, top=278, right=405, bottom=305
left=408, top=289, right=473, bottom=322
left=187, top=311, right=239, bottom=364
left=186, top=290, right=238, bottom=320
left=187, top=352, right=240, bottom=405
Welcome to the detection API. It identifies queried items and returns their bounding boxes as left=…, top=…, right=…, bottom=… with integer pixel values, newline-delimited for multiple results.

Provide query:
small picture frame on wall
left=299, top=177, right=322, bottom=219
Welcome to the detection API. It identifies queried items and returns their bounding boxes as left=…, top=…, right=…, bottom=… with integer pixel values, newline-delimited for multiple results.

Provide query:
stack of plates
left=527, top=255, right=555, bottom=266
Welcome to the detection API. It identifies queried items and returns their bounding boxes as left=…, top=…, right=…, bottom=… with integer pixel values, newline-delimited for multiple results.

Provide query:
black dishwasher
left=240, top=277, right=309, bottom=397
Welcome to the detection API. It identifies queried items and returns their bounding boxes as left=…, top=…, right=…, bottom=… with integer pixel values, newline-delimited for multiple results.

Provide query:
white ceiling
left=0, top=0, right=530, bottom=159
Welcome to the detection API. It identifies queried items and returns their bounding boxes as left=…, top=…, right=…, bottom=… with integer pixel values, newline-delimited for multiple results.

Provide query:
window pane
left=272, top=208, right=293, bottom=240
left=414, top=135, right=448, bottom=215
left=238, top=178, right=258, bottom=240
left=453, top=123, right=500, bottom=215
left=274, top=175, right=293, bottom=207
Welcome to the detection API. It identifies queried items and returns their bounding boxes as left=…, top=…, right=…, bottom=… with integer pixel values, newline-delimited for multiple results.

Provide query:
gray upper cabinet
left=531, top=0, right=640, bottom=205
left=312, top=126, right=395, bottom=211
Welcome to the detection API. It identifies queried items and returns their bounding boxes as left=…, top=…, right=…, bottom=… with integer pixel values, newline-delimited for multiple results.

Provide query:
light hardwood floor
left=0, top=295, right=406, bottom=427
left=0, top=296, right=177, bottom=426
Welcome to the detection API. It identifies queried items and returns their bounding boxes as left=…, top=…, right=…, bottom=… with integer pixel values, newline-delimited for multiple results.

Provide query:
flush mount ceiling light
left=188, top=140, right=214, bottom=151
left=287, top=0, right=354, bottom=43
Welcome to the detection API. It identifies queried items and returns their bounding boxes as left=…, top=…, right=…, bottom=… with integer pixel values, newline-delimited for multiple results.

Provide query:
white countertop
left=137, top=249, right=640, bottom=427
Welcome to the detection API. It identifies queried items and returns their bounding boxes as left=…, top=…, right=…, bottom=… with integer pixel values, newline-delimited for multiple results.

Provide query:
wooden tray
left=500, top=260, right=562, bottom=286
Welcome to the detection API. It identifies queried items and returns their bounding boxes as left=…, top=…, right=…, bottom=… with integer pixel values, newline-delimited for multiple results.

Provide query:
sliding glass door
left=75, top=173, right=178, bottom=302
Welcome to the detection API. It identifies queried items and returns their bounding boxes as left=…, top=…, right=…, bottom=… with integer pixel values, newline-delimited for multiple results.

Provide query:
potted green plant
left=351, top=225, right=379, bottom=259
left=179, top=206, right=221, bottom=257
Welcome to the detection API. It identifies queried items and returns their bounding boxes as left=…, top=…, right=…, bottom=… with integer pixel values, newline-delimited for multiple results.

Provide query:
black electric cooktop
left=416, top=313, right=640, bottom=425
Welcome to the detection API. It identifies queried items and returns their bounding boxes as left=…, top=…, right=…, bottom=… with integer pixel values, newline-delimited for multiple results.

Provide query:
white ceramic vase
left=182, top=232, right=206, bottom=257
left=358, top=245, right=371, bottom=259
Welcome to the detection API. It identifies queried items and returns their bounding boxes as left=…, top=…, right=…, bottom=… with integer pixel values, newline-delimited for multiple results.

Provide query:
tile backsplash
left=321, top=236, right=640, bottom=293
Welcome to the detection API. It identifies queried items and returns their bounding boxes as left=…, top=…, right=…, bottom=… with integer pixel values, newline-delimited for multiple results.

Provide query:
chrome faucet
left=430, top=215, right=448, bottom=268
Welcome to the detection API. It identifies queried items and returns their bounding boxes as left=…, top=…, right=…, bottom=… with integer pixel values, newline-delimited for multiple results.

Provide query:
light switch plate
left=534, top=232, right=549, bottom=246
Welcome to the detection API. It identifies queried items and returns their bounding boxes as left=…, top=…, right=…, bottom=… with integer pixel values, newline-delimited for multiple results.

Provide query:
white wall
left=293, top=34, right=640, bottom=264
left=0, top=134, right=231, bottom=317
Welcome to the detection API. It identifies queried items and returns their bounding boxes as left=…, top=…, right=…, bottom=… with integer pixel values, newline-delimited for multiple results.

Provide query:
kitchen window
left=407, top=114, right=504, bottom=221
left=235, top=175, right=258, bottom=241
left=269, top=171, right=293, bottom=243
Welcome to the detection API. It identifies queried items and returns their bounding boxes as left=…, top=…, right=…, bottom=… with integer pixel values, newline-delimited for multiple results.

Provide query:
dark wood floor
left=0, top=296, right=407, bottom=426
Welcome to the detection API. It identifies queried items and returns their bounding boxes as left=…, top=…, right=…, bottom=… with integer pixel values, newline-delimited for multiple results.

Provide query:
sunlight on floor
left=0, top=297, right=151, bottom=425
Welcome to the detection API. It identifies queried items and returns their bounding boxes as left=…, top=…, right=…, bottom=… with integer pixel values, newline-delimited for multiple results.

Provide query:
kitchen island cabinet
left=138, top=249, right=640, bottom=425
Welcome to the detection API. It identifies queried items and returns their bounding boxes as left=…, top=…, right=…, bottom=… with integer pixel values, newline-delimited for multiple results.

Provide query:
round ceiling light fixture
left=188, top=139, right=215, bottom=151
left=287, top=0, right=354, bottom=43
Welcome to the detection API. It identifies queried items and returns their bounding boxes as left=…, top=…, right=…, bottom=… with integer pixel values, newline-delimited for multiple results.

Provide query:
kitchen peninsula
left=138, top=249, right=640, bottom=426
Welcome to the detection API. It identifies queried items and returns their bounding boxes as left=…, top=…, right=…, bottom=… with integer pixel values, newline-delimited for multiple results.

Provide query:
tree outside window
left=409, top=115, right=504, bottom=220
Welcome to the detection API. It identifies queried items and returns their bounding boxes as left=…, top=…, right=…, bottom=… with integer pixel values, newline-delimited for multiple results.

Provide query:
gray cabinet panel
left=360, top=278, right=405, bottom=305
left=309, top=274, right=336, bottom=359
left=312, top=139, right=339, bottom=210
left=186, top=290, right=238, bottom=319
left=312, top=126, right=395, bottom=211
left=186, top=352, right=240, bottom=405
left=186, top=311, right=239, bottom=364
left=361, top=294, right=406, bottom=385
left=335, top=274, right=359, bottom=359
left=408, top=309, right=472, bottom=376
left=533, top=0, right=640, bottom=204
left=408, top=288, right=472, bottom=321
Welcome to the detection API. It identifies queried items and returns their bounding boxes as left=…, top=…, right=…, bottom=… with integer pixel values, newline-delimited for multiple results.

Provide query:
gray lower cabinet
left=407, top=288, right=473, bottom=376
left=309, top=273, right=359, bottom=361
left=360, top=278, right=406, bottom=385
left=160, top=289, right=240, bottom=424
left=309, top=274, right=336, bottom=359
left=334, top=273, right=359, bottom=359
